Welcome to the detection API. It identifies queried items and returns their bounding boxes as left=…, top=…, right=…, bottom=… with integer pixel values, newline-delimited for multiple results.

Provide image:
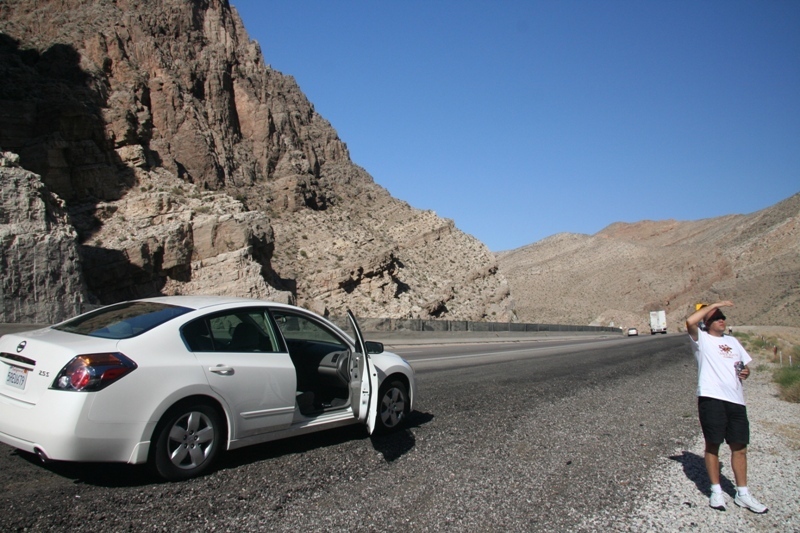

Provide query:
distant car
left=627, top=328, right=639, bottom=336
left=0, top=296, right=415, bottom=480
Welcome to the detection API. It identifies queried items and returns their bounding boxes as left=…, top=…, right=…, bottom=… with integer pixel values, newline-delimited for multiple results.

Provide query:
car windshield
left=54, top=302, right=192, bottom=339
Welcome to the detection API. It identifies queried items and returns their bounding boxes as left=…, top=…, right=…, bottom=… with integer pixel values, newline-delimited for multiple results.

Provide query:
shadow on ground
left=669, top=450, right=737, bottom=496
left=13, top=410, right=434, bottom=488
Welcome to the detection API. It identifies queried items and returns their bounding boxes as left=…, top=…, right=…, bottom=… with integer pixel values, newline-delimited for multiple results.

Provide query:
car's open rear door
left=347, top=310, right=378, bottom=434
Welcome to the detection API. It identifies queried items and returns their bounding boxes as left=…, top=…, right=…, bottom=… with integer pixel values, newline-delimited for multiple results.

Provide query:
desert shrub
left=732, top=331, right=754, bottom=351
left=749, top=336, right=770, bottom=350
left=770, top=343, right=798, bottom=365
left=773, top=366, right=800, bottom=403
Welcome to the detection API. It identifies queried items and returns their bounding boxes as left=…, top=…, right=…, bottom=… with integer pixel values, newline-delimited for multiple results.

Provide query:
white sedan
left=0, top=296, right=415, bottom=480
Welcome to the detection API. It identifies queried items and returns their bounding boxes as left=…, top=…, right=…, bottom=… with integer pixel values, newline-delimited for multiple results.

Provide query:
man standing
left=686, top=300, right=768, bottom=513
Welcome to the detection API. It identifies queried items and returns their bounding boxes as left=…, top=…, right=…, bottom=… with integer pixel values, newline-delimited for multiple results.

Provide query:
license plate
left=5, top=365, right=28, bottom=390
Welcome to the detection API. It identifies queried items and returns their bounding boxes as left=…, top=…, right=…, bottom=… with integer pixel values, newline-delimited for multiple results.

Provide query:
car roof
left=134, top=295, right=300, bottom=313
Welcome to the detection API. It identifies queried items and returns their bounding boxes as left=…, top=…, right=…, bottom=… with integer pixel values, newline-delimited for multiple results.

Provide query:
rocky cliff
left=497, top=193, right=800, bottom=331
left=0, top=153, right=88, bottom=323
left=0, top=0, right=514, bottom=323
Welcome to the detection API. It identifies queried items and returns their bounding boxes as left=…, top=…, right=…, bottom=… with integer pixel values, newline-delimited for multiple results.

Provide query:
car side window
left=271, top=311, right=346, bottom=349
left=182, top=309, right=282, bottom=353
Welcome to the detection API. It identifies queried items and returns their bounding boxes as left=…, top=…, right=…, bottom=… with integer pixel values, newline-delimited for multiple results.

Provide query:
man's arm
left=686, top=300, right=734, bottom=341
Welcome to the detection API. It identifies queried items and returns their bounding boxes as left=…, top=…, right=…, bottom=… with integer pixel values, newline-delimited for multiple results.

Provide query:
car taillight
left=52, top=352, right=138, bottom=392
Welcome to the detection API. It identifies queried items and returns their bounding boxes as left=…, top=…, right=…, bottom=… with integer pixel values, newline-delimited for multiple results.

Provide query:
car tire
left=151, top=400, right=222, bottom=481
left=374, top=379, right=409, bottom=434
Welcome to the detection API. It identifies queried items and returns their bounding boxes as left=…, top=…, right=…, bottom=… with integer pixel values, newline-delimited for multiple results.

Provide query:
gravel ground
left=0, top=335, right=797, bottom=532
left=583, top=356, right=800, bottom=533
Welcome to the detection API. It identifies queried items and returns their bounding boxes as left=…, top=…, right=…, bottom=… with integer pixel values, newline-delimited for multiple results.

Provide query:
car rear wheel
left=375, top=380, right=409, bottom=434
left=151, top=401, right=222, bottom=481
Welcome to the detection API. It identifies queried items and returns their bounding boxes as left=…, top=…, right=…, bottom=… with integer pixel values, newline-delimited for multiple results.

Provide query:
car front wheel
left=151, top=401, right=222, bottom=481
left=375, top=380, right=409, bottom=434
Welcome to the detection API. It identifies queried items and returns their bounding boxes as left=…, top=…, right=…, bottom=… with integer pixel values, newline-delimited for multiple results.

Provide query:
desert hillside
left=0, top=0, right=512, bottom=323
left=497, top=193, right=800, bottom=332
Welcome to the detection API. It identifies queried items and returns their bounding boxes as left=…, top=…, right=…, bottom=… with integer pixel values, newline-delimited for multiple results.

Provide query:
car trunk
left=0, top=329, right=118, bottom=404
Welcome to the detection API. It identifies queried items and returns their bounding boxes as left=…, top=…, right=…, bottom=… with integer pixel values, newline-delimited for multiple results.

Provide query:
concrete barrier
left=327, top=316, right=623, bottom=344
left=0, top=323, right=46, bottom=335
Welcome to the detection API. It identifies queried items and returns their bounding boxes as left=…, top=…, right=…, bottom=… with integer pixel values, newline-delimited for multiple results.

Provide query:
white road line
left=411, top=346, right=550, bottom=363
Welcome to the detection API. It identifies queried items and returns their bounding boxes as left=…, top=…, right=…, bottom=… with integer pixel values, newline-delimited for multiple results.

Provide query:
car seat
left=229, top=322, right=262, bottom=351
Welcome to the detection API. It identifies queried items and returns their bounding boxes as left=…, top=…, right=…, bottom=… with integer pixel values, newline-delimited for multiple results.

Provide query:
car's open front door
left=347, top=310, right=378, bottom=434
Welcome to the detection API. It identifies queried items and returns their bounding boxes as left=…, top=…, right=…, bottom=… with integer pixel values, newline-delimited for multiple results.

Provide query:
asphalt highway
left=0, top=333, right=700, bottom=532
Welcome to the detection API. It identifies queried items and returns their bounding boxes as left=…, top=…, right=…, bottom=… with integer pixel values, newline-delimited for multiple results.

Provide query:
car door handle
left=209, top=365, right=235, bottom=376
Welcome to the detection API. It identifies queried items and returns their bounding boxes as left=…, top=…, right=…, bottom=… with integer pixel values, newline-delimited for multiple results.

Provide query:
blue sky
left=231, top=1, right=799, bottom=252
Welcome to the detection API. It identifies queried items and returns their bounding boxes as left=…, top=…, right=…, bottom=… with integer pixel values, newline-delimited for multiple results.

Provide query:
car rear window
left=54, top=302, right=193, bottom=339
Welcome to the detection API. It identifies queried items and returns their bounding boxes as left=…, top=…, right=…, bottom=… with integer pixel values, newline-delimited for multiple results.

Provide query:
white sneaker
left=734, top=492, right=768, bottom=514
left=709, top=491, right=726, bottom=510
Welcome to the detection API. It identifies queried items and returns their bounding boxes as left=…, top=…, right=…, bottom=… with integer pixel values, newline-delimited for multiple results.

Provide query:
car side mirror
left=365, top=341, right=384, bottom=354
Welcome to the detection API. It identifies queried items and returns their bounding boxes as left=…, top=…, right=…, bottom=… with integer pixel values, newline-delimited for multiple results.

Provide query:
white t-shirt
left=689, top=330, right=752, bottom=405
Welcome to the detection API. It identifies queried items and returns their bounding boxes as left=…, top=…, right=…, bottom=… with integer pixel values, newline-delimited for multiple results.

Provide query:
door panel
left=347, top=311, right=377, bottom=433
left=183, top=309, right=296, bottom=438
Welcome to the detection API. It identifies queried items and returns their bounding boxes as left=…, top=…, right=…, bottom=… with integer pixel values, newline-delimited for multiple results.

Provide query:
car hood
left=367, top=349, right=413, bottom=375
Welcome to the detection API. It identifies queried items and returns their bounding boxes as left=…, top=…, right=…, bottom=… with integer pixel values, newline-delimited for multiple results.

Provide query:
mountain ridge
left=497, top=192, right=800, bottom=331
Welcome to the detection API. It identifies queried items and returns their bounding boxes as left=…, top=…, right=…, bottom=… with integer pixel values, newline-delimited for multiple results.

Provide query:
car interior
left=271, top=311, right=353, bottom=416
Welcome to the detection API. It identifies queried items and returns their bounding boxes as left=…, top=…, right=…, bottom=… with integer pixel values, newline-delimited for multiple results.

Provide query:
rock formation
left=0, top=0, right=514, bottom=323
left=0, top=155, right=88, bottom=322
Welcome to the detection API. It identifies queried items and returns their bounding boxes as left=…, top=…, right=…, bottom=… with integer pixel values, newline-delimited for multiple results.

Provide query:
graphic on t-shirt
left=718, top=344, right=734, bottom=357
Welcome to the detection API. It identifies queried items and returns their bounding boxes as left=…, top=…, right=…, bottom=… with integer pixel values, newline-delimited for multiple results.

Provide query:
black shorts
left=698, top=396, right=750, bottom=445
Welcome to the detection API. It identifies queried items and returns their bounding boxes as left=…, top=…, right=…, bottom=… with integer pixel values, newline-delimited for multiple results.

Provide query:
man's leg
left=730, top=442, right=768, bottom=513
left=730, top=442, right=747, bottom=487
left=699, top=397, right=728, bottom=509
left=705, top=441, right=727, bottom=510
left=704, top=441, right=722, bottom=484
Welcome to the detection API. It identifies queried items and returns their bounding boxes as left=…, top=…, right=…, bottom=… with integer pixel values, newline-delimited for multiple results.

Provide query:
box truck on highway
left=649, top=310, right=667, bottom=334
